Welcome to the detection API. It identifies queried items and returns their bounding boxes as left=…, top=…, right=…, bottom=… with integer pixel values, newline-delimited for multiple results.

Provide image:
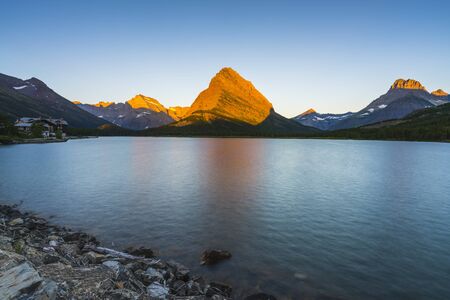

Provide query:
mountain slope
left=127, top=94, right=168, bottom=112
left=333, top=80, right=448, bottom=130
left=293, top=79, right=449, bottom=130
left=181, top=68, right=273, bottom=126
left=292, top=109, right=354, bottom=130
left=155, top=67, right=316, bottom=135
left=326, top=103, right=450, bottom=141
left=0, top=73, right=108, bottom=128
left=146, top=109, right=316, bottom=136
left=77, top=100, right=175, bottom=130
left=76, top=94, right=189, bottom=130
left=167, top=106, right=190, bottom=120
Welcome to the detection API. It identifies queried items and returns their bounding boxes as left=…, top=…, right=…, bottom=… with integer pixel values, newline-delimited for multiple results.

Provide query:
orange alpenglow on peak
left=390, top=79, right=427, bottom=91
left=431, top=89, right=449, bottom=97
left=168, top=106, right=190, bottom=120
left=127, top=94, right=166, bottom=112
left=72, top=100, right=82, bottom=105
left=299, top=108, right=317, bottom=117
left=95, top=101, right=115, bottom=107
left=184, top=67, right=273, bottom=125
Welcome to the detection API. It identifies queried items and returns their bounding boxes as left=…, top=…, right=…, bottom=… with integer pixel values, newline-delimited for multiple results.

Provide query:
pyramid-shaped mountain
left=180, top=67, right=273, bottom=125
left=155, top=67, right=315, bottom=135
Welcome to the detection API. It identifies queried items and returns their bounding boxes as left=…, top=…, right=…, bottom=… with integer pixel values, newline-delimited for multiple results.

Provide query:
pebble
left=0, top=204, right=242, bottom=299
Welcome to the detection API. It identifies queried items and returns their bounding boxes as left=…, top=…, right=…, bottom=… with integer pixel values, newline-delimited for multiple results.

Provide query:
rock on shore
left=0, top=204, right=237, bottom=299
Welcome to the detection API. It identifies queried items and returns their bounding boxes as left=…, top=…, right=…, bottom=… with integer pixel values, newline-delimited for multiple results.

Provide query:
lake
left=0, top=137, right=449, bottom=299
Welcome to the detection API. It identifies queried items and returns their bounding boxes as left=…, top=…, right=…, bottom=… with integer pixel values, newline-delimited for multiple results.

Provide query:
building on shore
left=14, top=117, right=68, bottom=138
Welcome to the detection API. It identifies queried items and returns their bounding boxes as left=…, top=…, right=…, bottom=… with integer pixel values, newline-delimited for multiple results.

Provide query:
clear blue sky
left=1, top=0, right=449, bottom=117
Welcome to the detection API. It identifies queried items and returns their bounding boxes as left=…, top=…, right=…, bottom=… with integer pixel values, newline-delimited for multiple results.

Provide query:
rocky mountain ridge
left=390, top=79, right=427, bottom=91
left=76, top=95, right=191, bottom=130
left=294, top=79, right=449, bottom=130
left=77, top=67, right=314, bottom=134
left=0, top=73, right=108, bottom=128
left=431, top=89, right=449, bottom=97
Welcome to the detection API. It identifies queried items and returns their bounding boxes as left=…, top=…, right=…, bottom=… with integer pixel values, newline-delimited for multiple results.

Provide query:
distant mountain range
left=0, top=74, right=108, bottom=128
left=75, top=95, right=189, bottom=130
left=75, top=67, right=314, bottom=135
left=325, top=102, right=450, bottom=142
left=1, top=69, right=449, bottom=138
left=293, top=79, right=449, bottom=130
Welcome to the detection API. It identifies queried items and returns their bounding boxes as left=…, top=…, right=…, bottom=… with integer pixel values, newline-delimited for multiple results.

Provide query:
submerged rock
left=201, top=249, right=232, bottom=265
left=0, top=204, right=234, bottom=299
left=245, top=293, right=277, bottom=300
left=206, top=282, right=232, bottom=298
left=167, top=260, right=190, bottom=281
left=125, top=246, right=154, bottom=258
left=294, top=272, right=307, bottom=280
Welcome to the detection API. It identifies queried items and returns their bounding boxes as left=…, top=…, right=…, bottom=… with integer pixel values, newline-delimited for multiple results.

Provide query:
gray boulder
left=0, top=261, right=42, bottom=299
left=144, top=267, right=164, bottom=284
left=103, top=260, right=122, bottom=275
left=147, top=282, right=169, bottom=299
left=9, top=218, right=24, bottom=226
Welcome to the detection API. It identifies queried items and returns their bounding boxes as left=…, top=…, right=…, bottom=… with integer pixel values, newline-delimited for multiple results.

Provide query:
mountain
left=298, top=108, right=316, bottom=117
left=148, top=67, right=317, bottom=136
left=180, top=68, right=273, bottom=125
left=167, top=106, right=190, bottom=121
left=292, top=109, right=354, bottom=131
left=293, top=79, right=449, bottom=130
left=76, top=95, right=190, bottom=130
left=390, top=78, right=426, bottom=90
left=431, top=89, right=449, bottom=100
left=127, top=95, right=190, bottom=122
left=94, top=101, right=115, bottom=108
left=326, top=103, right=450, bottom=141
left=0, top=73, right=108, bottom=128
left=127, top=95, right=168, bottom=112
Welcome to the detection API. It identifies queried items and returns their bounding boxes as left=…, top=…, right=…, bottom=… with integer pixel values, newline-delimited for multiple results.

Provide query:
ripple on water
left=0, top=138, right=449, bottom=299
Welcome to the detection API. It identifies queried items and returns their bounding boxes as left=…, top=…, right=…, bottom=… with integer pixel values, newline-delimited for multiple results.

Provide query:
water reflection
left=0, top=138, right=449, bottom=299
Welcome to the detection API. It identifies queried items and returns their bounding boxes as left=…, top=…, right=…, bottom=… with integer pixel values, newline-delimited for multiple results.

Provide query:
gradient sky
left=1, top=0, right=450, bottom=117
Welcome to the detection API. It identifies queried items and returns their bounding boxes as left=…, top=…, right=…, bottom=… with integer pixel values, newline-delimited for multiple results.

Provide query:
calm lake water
left=0, top=137, right=449, bottom=299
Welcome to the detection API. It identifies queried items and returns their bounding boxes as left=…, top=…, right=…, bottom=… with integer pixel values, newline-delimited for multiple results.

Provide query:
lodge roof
left=15, top=117, right=68, bottom=126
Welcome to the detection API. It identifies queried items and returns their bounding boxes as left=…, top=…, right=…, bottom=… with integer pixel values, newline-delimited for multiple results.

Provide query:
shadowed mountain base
left=322, top=103, right=450, bottom=141
left=144, top=110, right=319, bottom=137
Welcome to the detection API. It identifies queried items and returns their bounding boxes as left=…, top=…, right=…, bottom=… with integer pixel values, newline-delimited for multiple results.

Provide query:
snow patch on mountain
left=13, top=85, right=28, bottom=90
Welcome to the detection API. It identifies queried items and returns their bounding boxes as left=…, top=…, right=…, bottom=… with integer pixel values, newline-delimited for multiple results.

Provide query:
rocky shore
left=0, top=204, right=275, bottom=299
left=0, top=137, right=68, bottom=145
